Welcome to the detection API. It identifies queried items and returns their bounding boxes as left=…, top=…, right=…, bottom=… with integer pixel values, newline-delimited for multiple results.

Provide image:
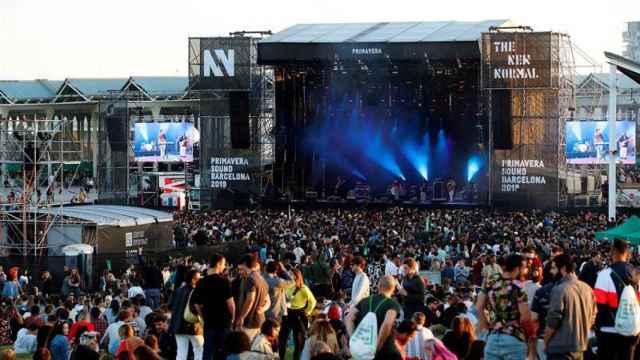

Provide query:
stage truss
left=0, top=116, right=86, bottom=256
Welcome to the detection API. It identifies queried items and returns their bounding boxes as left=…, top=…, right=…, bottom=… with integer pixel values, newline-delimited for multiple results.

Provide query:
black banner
left=189, top=37, right=253, bottom=91
left=210, top=155, right=258, bottom=191
left=481, top=32, right=555, bottom=89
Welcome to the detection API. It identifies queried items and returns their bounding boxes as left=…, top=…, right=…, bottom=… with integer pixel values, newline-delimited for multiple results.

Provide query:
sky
left=0, top=0, right=637, bottom=80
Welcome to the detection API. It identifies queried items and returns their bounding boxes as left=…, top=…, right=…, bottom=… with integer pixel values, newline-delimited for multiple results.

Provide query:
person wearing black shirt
left=578, top=253, right=602, bottom=289
left=137, top=248, right=164, bottom=309
left=193, top=254, right=235, bottom=360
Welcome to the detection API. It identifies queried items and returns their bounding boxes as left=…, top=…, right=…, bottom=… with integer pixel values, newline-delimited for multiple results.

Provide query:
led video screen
left=133, top=122, right=199, bottom=162
left=566, top=121, right=636, bottom=164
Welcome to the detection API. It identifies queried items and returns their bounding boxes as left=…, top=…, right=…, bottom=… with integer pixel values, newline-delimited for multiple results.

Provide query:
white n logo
left=203, top=49, right=235, bottom=77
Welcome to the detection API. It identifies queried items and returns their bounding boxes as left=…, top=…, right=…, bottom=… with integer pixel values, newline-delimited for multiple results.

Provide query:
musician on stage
left=420, top=181, right=429, bottom=203
left=618, top=131, right=632, bottom=160
left=390, top=180, right=402, bottom=201
left=158, top=129, right=167, bottom=160
left=446, top=179, right=456, bottom=202
left=594, top=127, right=605, bottom=161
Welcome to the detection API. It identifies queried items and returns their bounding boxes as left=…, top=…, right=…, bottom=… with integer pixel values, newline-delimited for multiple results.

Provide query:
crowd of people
left=0, top=207, right=638, bottom=360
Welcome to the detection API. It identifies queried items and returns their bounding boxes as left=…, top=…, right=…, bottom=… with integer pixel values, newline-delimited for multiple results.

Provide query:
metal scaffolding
left=0, top=116, right=83, bottom=257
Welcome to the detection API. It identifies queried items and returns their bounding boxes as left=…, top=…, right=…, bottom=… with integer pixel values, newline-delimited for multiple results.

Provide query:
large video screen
left=133, top=122, right=199, bottom=162
left=566, top=121, right=636, bottom=164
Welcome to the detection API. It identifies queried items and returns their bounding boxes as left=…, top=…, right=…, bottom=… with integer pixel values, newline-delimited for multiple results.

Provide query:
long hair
left=451, top=316, right=475, bottom=342
left=309, top=317, right=336, bottom=343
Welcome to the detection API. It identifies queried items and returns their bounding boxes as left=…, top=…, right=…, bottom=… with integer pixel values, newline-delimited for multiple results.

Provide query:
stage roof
left=261, top=20, right=511, bottom=43
left=258, top=20, right=512, bottom=64
left=36, top=205, right=173, bottom=227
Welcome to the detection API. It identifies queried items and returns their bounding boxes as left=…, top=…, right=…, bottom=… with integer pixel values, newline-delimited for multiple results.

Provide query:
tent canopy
left=596, top=215, right=640, bottom=244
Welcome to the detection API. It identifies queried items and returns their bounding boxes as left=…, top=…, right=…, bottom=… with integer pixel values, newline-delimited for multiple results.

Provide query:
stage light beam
left=467, top=157, right=481, bottom=182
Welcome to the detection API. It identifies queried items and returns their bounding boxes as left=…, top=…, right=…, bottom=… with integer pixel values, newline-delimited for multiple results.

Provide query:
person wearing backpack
left=594, top=239, right=640, bottom=360
left=345, top=275, right=403, bottom=360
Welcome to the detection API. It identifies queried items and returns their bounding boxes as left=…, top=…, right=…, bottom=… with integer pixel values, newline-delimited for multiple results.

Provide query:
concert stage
left=258, top=22, right=575, bottom=209
left=258, top=21, right=498, bottom=205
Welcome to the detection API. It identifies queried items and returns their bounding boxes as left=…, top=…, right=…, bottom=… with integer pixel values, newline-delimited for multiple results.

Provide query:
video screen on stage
left=133, top=122, right=199, bottom=162
left=566, top=121, right=636, bottom=164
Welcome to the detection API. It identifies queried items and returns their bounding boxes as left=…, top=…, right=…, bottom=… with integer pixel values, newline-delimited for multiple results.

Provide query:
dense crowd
left=0, top=207, right=639, bottom=360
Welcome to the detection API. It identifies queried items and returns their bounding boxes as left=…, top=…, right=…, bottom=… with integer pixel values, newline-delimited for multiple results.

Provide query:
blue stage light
left=467, top=157, right=481, bottom=182
left=352, top=169, right=367, bottom=181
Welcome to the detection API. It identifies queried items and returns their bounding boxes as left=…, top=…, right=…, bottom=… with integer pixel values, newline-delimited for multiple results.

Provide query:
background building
left=624, top=21, right=640, bottom=62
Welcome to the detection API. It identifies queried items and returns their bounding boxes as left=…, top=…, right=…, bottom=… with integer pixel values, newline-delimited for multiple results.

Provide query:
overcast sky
left=0, top=0, right=636, bottom=80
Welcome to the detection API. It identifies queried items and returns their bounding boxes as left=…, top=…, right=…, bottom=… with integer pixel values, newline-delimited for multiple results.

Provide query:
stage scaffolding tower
left=0, top=116, right=84, bottom=257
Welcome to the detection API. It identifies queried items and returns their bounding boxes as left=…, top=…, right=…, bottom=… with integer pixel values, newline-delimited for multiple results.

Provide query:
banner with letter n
left=189, top=37, right=254, bottom=91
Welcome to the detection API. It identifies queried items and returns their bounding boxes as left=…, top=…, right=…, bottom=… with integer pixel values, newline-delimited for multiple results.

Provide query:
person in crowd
left=594, top=238, right=639, bottom=360
left=13, top=321, right=37, bottom=354
left=305, top=316, right=340, bottom=358
left=234, top=254, right=269, bottom=343
left=67, top=268, right=82, bottom=299
left=49, top=321, right=70, bottom=360
left=103, top=310, right=132, bottom=353
left=105, top=299, right=121, bottom=325
left=578, top=252, right=602, bottom=289
left=2, top=268, right=20, bottom=299
left=146, top=312, right=177, bottom=359
left=134, top=345, right=163, bottom=360
left=224, top=331, right=251, bottom=360
left=115, top=324, right=144, bottom=358
left=405, top=312, right=434, bottom=360
left=137, top=248, right=164, bottom=309
left=542, top=246, right=564, bottom=286
left=279, top=269, right=317, bottom=360
left=482, top=254, right=502, bottom=281
left=68, top=310, right=96, bottom=341
left=264, top=260, right=295, bottom=323
left=250, top=318, right=280, bottom=359
left=70, top=331, right=100, bottom=360
left=169, top=268, right=203, bottom=360
left=393, top=320, right=418, bottom=360
left=348, top=256, right=370, bottom=312
left=544, top=253, right=597, bottom=360
left=144, top=334, right=160, bottom=354
left=346, top=275, right=402, bottom=360
left=442, top=316, right=477, bottom=360
left=476, top=254, right=531, bottom=360
left=398, top=257, right=425, bottom=319
left=193, top=253, right=235, bottom=360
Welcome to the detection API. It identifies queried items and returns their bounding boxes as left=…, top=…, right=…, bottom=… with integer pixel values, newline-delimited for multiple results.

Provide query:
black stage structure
left=258, top=21, right=576, bottom=209
left=258, top=21, right=508, bottom=205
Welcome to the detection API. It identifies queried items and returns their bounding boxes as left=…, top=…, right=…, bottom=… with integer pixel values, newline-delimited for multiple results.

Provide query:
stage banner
left=481, top=32, right=556, bottom=90
left=490, top=90, right=564, bottom=208
left=209, top=153, right=260, bottom=192
left=189, top=37, right=254, bottom=91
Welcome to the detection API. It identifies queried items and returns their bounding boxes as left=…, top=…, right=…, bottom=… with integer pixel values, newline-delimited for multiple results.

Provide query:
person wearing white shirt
left=293, top=245, right=305, bottom=264
left=406, top=312, right=434, bottom=360
left=128, top=282, right=145, bottom=299
left=349, top=256, right=370, bottom=310
left=384, top=255, right=401, bottom=277
left=14, top=324, right=38, bottom=354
